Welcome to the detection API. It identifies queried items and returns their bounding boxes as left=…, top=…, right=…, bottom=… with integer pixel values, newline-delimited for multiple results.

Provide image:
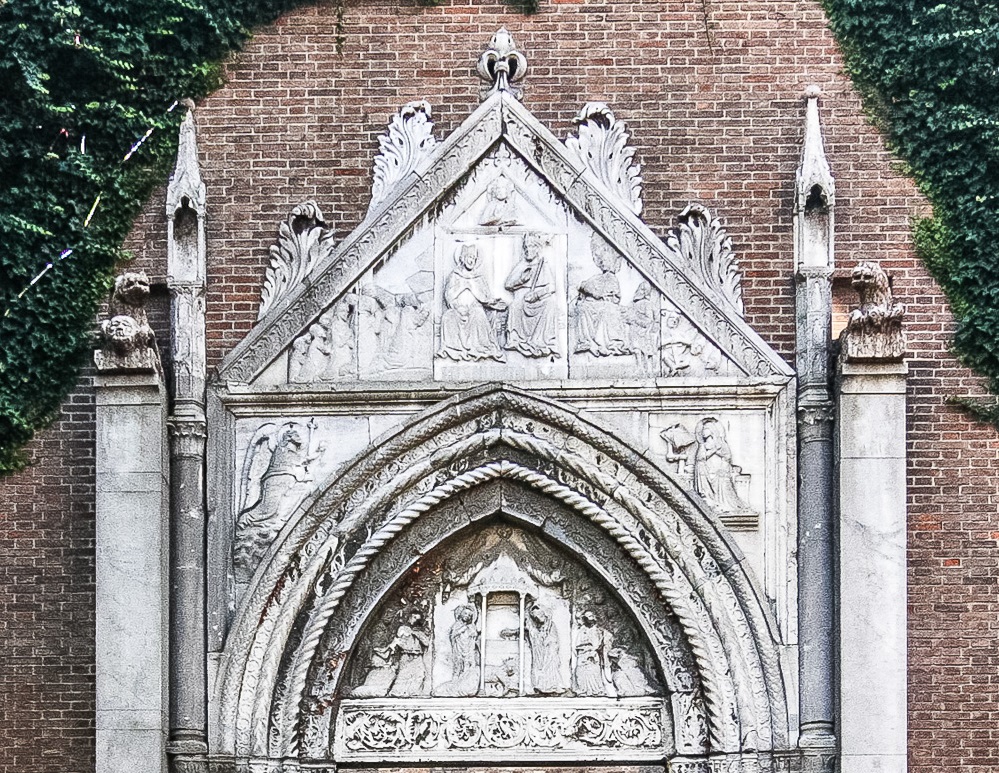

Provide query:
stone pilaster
left=836, top=261, right=907, bottom=773
left=95, top=351, right=169, bottom=772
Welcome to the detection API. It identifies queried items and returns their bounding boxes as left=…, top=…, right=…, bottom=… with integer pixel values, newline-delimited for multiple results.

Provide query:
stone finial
left=166, top=101, right=206, bottom=218
left=566, top=102, right=643, bottom=216
left=840, top=261, right=905, bottom=362
left=94, top=271, right=161, bottom=372
left=476, top=28, right=527, bottom=101
left=796, top=87, right=835, bottom=220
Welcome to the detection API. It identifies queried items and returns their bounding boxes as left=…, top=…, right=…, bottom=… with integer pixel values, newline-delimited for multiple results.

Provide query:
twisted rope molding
left=217, top=391, right=786, bottom=760
left=252, top=459, right=746, bottom=759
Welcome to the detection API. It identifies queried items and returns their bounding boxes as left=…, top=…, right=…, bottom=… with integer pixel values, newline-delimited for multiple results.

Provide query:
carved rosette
left=477, top=28, right=527, bottom=101
left=369, top=101, right=438, bottom=213
left=840, top=261, right=905, bottom=362
left=566, top=102, right=643, bottom=216
left=258, top=201, right=336, bottom=319
left=664, top=205, right=744, bottom=318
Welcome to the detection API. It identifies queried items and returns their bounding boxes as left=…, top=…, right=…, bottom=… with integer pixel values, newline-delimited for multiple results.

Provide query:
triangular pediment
left=219, top=91, right=791, bottom=386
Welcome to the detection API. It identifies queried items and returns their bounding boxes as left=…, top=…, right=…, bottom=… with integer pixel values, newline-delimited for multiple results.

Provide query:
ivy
left=0, top=0, right=302, bottom=472
left=1, top=0, right=997, bottom=473
left=822, top=0, right=999, bottom=418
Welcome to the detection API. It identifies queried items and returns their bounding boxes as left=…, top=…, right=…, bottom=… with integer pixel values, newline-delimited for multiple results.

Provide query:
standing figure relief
left=438, top=244, right=508, bottom=362
left=504, top=233, right=560, bottom=358
left=572, top=609, right=614, bottom=697
left=435, top=604, right=481, bottom=697
left=233, top=419, right=326, bottom=581
left=342, top=525, right=661, bottom=704
left=525, top=601, right=566, bottom=696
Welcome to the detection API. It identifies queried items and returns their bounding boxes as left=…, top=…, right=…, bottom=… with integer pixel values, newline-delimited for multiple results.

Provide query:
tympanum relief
left=334, top=523, right=677, bottom=761
left=279, top=145, right=740, bottom=385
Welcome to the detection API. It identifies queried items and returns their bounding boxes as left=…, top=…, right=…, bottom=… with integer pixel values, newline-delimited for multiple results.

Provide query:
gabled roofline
left=218, top=92, right=791, bottom=383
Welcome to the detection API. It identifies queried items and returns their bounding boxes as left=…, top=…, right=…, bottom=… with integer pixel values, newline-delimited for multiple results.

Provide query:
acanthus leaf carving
left=258, top=201, right=336, bottom=320
left=664, top=204, right=745, bottom=318
left=369, top=100, right=439, bottom=213
left=566, top=102, right=643, bottom=216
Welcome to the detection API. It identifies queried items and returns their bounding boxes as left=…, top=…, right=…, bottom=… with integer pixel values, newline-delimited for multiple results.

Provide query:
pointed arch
left=215, top=386, right=789, bottom=764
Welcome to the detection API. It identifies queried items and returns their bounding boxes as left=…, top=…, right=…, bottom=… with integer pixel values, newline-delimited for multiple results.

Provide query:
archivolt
left=215, top=386, right=788, bottom=760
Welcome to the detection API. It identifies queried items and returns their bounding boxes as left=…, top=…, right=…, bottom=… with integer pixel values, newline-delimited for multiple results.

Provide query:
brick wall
left=4, top=0, right=999, bottom=770
left=0, top=376, right=96, bottom=772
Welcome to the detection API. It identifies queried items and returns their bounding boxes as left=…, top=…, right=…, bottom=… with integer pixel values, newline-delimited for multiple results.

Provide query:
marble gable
left=219, top=89, right=790, bottom=388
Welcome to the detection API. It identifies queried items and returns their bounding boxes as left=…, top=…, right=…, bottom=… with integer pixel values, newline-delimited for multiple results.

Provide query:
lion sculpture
left=840, top=261, right=904, bottom=361
left=94, top=271, right=160, bottom=371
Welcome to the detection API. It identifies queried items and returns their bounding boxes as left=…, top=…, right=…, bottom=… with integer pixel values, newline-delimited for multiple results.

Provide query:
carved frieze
left=335, top=698, right=668, bottom=760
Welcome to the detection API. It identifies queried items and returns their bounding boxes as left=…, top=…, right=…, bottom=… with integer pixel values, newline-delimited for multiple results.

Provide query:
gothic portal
left=92, top=28, right=908, bottom=773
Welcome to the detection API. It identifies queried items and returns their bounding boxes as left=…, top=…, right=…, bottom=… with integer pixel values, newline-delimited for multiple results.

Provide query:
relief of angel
left=233, top=419, right=325, bottom=581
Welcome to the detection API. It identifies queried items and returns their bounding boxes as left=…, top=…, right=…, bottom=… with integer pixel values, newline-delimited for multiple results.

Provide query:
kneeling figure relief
left=332, top=523, right=691, bottom=762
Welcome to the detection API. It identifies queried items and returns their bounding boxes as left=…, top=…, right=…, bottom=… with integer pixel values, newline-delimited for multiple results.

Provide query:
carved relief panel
left=277, top=143, right=746, bottom=387
left=328, top=522, right=691, bottom=762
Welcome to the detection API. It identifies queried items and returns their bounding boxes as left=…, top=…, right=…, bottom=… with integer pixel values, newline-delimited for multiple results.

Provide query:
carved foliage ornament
left=258, top=201, right=336, bottom=319
left=566, top=103, right=643, bottom=216
left=664, top=204, right=744, bottom=318
left=369, top=100, right=438, bottom=213
left=477, top=28, right=527, bottom=101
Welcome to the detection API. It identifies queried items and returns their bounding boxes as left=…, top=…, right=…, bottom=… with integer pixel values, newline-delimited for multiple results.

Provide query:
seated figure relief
left=661, top=416, right=753, bottom=515
left=438, top=244, right=508, bottom=362
left=503, top=233, right=560, bottom=358
left=574, top=237, right=629, bottom=357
